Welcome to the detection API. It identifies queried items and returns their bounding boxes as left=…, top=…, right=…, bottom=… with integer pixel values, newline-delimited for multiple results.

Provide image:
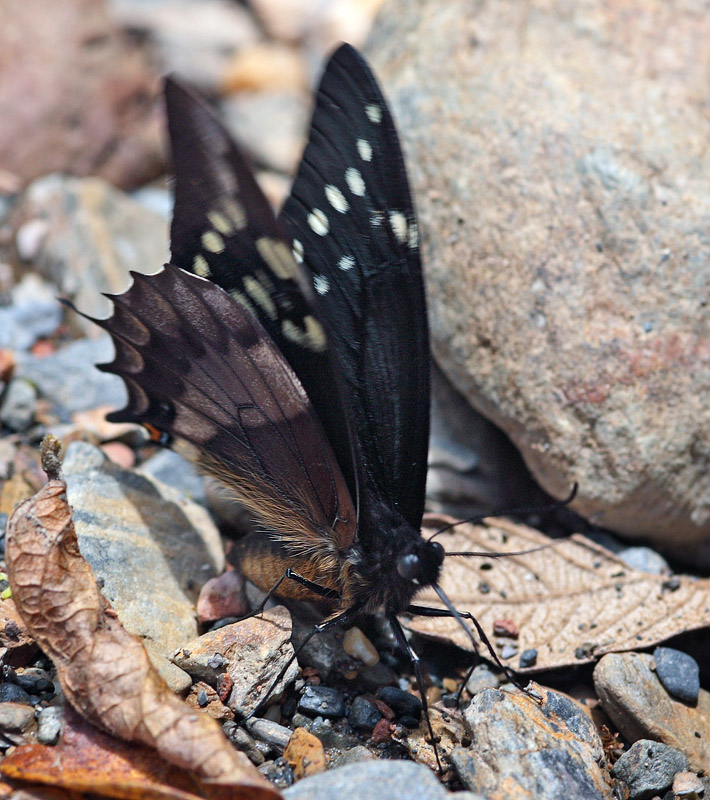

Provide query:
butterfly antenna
left=427, top=482, right=578, bottom=542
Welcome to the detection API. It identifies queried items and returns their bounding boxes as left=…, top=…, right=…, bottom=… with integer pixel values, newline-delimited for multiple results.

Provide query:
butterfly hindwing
left=97, top=266, right=356, bottom=556
left=279, top=44, right=430, bottom=538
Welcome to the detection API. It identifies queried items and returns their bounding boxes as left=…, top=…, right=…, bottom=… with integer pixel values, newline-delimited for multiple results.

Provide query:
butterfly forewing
left=97, top=266, right=356, bottom=554
left=165, top=76, right=362, bottom=520
left=279, top=44, right=430, bottom=538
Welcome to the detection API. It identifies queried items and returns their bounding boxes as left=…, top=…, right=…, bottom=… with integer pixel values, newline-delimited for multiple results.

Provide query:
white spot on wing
left=357, top=139, right=372, bottom=161
left=282, top=315, right=327, bottom=352
left=193, top=254, right=211, bottom=278
left=243, top=275, right=277, bottom=320
left=408, top=219, right=419, bottom=250
left=224, top=199, right=246, bottom=230
left=325, top=185, right=349, bottom=213
left=345, top=167, right=365, bottom=197
left=257, top=237, right=297, bottom=279
left=292, top=239, right=304, bottom=264
left=202, top=230, right=225, bottom=254
left=308, top=208, right=329, bottom=236
left=338, top=255, right=355, bottom=271
left=313, top=274, right=330, bottom=295
left=365, top=104, right=382, bottom=124
left=208, top=210, right=233, bottom=236
left=389, top=211, right=408, bottom=244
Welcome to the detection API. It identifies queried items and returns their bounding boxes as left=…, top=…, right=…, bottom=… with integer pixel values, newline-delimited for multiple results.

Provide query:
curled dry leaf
left=4, top=437, right=280, bottom=800
left=405, top=515, right=710, bottom=672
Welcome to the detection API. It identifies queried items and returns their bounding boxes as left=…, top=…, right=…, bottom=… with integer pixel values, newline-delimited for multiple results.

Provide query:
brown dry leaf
left=2, top=706, right=227, bottom=800
left=5, top=437, right=280, bottom=800
left=405, top=514, right=710, bottom=671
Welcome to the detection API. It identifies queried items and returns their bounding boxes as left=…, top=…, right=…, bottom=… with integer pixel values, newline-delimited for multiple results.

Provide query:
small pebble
left=246, top=717, right=292, bottom=752
left=348, top=696, right=381, bottom=731
left=259, top=756, right=294, bottom=789
left=297, top=685, right=346, bottom=719
left=611, top=739, right=689, bottom=800
left=398, top=715, right=420, bottom=729
left=343, top=627, right=379, bottom=666
left=500, top=644, right=518, bottom=659
left=0, top=379, right=37, bottom=432
left=13, top=668, right=54, bottom=695
left=0, top=683, right=31, bottom=704
left=223, top=721, right=265, bottom=765
left=371, top=717, right=392, bottom=743
left=673, top=771, right=705, bottom=797
left=283, top=727, right=326, bottom=780
left=465, top=664, right=501, bottom=695
left=375, top=686, right=422, bottom=720
left=519, top=649, right=538, bottom=668
left=618, top=546, right=669, bottom=575
left=653, top=647, right=700, bottom=703
left=36, top=706, right=63, bottom=745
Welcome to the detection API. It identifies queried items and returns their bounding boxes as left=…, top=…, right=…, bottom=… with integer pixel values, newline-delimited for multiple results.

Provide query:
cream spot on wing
left=408, top=219, right=419, bottom=250
left=257, top=237, right=297, bottom=279
left=325, top=184, right=349, bottom=213
left=244, top=275, right=277, bottom=320
left=193, top=254, right=211, bottom=278
left=365, top=104, right=382, bottom=124
left=230, top=289, right=258, bottom=318
left=338, top=254, right=355, bottom=271
left=313, top=275, right=330, bottom=295
left=208, top=210, right=233, bottom=236
left=370, top=211, right=384, bottom=227
left=357, top=139, right=372, bottom=161
left=282, top=315, right=327, bottom=352
left=224, top=199, right=246, bottom=230
left=292, top=238, right=304, bottom=264
left=389, top=211, right=408, bottom=244
left=308, top=208, right=329, bottom=236
left=345, top=167, right=365, bottom=197
left=202, top=230, right=225, bottom=254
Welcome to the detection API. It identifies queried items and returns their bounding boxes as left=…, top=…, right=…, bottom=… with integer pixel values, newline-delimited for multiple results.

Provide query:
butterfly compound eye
left=430, top=540, right=445, bottom=565
left=396, top=553, right=420, bottom=581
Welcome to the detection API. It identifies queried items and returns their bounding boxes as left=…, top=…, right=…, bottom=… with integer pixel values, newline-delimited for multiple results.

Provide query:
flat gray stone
left=17, top=336, right=126, bottom=420
left=611, top=739, right=688, bottom=800
left=62, top=441, right=224, bottom=673
left=283, top=760, right=451, bottom=800
left=594, top=652, right=710, bottom=771
left=452, top=686, right=612, bottom=800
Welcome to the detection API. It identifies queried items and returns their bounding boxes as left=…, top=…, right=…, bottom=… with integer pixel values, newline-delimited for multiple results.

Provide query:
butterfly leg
left=249, top=568, right=339, bottom=618
left=387, top=614, right=443, bottom=774
left=244, top=603, right=361, bottom=723
left=405, top=604, right=532, bottom=703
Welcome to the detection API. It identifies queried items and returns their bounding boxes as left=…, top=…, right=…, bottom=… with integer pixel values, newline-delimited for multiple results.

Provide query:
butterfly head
left=395, top=539, right=445, bottom=587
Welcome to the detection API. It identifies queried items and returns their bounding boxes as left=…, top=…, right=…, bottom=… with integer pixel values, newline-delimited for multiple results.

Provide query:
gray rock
left=376, top=686, right=422, bottom=720
left=348, top=696, right=381, bottom=731
left=618, top=547, right=670, bottom=575
left=465, top=664, right=502, bottom=695
left=222, top=91, right=308, bottom=175
left=452, top=686, right=611, bottom=799
left=326, top=745, right=375, bottom=769
left=427, top=364, right=544, bottom=516
left=246, top=717, right=292, bottom=752
left=36, top=706, right=63, bottom=745
left=593, top=652, right=710, bottom=771
left=283, top=760, right=451, bottom=800
left=653, top=647, right=700, bottom=704
left=297, top=685, right=346, bottom=720
left=611, top=739, right=688, bottom=800
left=138, top=448, right=207, bottom=506
left=369, top=1, right=710, bottom=562
left=0, top=274, right=62, bottom=351
left=62, top=441, right=224, bottom=674
left=16, top=335, right=126, bottom=420
left=0, top=379, right=37, bottom=432
left=0, top=684, right=31, bottom=705
left=290, top=615, right=346, bottom=678
left=16, top=175, right=168, bottom=334
left=174, top=607, right=298, bottom=717
left=111, top=0, right=260, bottom=92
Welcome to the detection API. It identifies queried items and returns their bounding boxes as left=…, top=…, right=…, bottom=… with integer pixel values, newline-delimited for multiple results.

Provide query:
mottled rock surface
left=369, top=0, right=710, bottom=562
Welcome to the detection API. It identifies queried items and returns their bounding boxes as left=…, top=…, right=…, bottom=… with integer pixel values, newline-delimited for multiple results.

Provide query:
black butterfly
left=90, top=44, right=490, bottom=767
